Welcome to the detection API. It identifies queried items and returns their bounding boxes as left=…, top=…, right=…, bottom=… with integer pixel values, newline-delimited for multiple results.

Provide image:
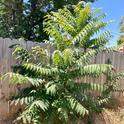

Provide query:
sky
left=93, top=0, right=124, bottom=45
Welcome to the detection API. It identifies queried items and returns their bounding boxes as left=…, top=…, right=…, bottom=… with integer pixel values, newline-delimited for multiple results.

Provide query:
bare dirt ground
left=92, top=108, right=124, bottom=124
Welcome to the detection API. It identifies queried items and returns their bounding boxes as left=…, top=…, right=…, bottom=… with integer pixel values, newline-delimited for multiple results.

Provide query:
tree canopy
left=117, top=17, right=124, bottom=45
left=0, top=0, right=97, bottom=42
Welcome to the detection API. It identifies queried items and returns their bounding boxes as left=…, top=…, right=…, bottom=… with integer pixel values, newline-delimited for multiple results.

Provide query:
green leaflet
left=67, top=96, right=89, bottom=116
left=81, top=64, right=114, bottom=76
left=74, top=83, right=107, bottom=92
left=2, top=72, right=45, bottom=86
left=22, top=63, right=61, bottom=76
left=52, top=50, right=63, bottom=66
left=62, top=48, right=74, bottom=65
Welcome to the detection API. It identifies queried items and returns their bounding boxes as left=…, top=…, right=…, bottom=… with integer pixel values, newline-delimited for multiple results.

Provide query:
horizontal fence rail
left=0, top=38, right=124, bottom=123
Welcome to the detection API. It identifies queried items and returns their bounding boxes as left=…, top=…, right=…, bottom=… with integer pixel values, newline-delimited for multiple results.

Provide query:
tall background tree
left=0, top=0, right=97, bottom=42
left=117, top=17, right=124, bottom=45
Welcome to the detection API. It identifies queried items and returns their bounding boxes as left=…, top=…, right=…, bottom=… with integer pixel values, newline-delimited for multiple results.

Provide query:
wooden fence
left=0, top=38, right=124, bottom=123
left=0, top=38, right=50, bottom=124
